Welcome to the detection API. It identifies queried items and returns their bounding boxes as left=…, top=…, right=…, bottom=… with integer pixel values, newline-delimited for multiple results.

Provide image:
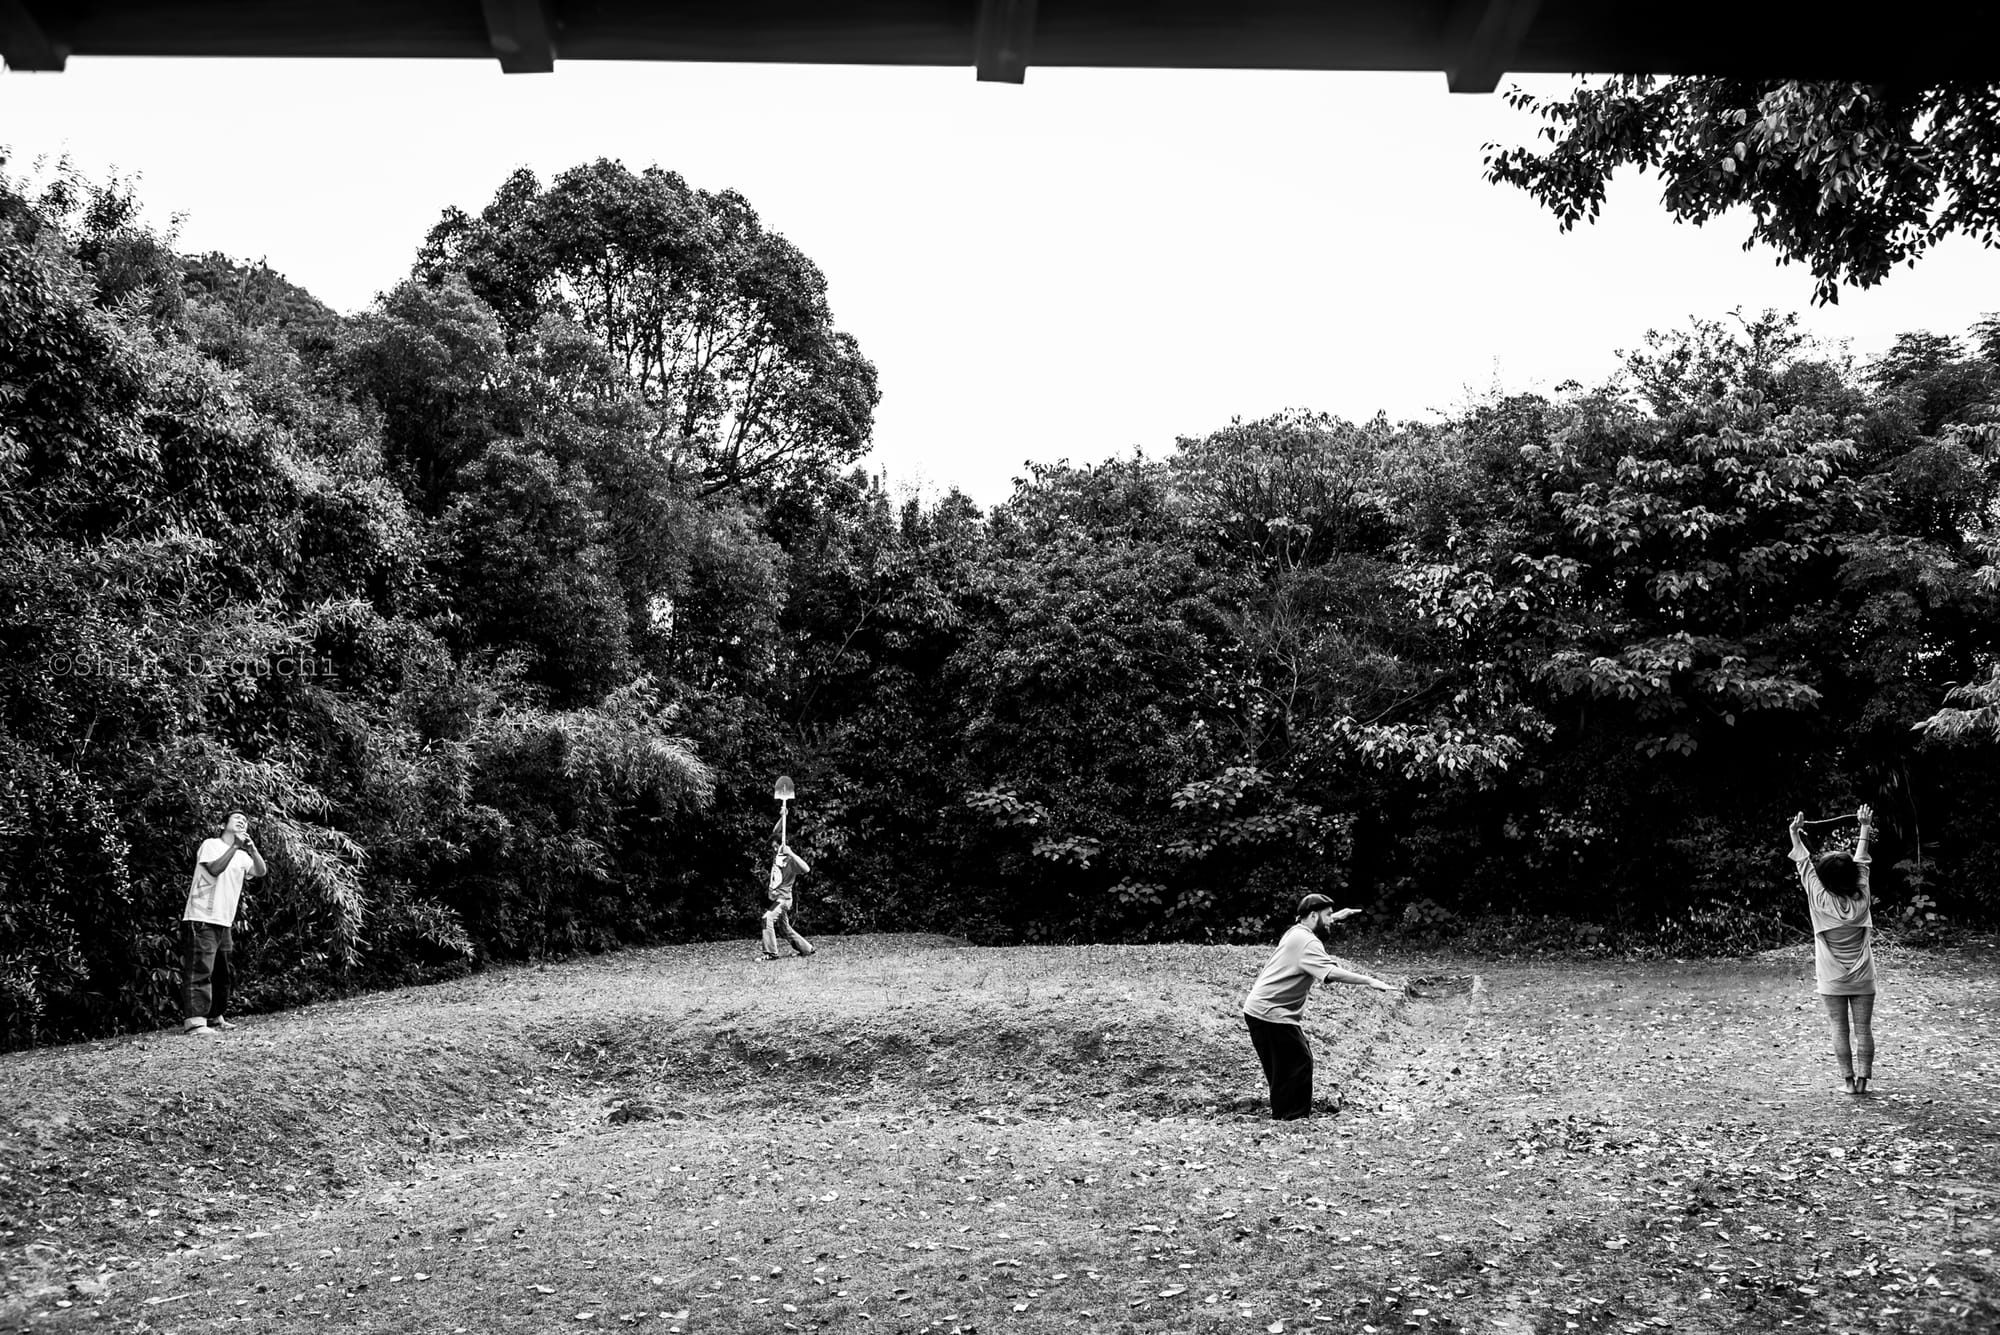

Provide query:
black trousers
left=181, top=922, right=234, bottom=1024
left=1244, top=1014, right=1314, bottom=1119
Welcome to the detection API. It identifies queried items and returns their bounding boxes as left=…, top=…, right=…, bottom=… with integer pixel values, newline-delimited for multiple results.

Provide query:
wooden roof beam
left=974, top=0, right=1037, bottom=83
left=481, top=0, right=555, bottom=73
left=2, top=0, right=67, bottom=72
left=1444, top=0, right=1542, bottom=93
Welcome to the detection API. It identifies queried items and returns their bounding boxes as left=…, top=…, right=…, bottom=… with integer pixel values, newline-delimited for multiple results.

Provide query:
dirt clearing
left=2, top=935, right=1995, bottom=1333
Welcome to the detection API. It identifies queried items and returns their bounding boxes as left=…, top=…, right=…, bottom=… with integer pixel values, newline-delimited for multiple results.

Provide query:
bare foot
left=1841, top=1076, right=1856, bottom=1095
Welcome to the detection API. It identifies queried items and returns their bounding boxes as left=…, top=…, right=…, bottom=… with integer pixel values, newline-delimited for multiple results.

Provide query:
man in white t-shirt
left=1241, top=894, right=1402, bottom=1119
left=182, top=811, right=267, bottom=1035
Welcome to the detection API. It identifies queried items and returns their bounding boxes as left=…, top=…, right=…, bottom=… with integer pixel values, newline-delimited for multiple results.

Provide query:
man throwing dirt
left=1241, top=894, right=1402, bottom=1119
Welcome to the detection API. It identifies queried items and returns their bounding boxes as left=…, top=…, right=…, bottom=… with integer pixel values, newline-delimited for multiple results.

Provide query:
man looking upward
left=181, top=810, right=267, bottom=1035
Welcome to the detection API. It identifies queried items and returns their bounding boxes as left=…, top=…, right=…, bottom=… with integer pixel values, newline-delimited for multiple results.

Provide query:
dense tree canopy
left=416, top=160, right=880, bottom=496
left=1487, top=78, right=2000, bottom=304
left=3, top=155, right=1996, bottom=1050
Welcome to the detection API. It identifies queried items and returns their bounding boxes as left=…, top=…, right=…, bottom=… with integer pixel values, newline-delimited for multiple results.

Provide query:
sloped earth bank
left=2, top=935, right=1995, bottom=1334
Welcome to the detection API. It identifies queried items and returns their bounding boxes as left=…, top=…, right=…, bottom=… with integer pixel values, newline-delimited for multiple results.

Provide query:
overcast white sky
left=6, top=58, right=1997, bottom=506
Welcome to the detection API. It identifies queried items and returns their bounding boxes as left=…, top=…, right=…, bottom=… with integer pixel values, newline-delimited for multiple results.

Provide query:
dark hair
left=1815, top=850, right=1863, bottom=899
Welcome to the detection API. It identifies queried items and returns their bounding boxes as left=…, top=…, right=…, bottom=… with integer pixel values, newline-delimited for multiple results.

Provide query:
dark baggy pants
left=1245, top=1013, right=1314, bottom=1119
left=181, top=922, right=234, bottom=1027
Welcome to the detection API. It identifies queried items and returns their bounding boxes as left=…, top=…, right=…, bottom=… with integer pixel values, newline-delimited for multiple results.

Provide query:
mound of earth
left=0, top=934, right=1474, bottom=1312
left=526, top=936, right=1467, bottom=1118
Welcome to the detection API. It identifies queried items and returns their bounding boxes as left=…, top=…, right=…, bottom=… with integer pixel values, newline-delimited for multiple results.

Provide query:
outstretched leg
left=775, top=907, right=814, bottom=956
left=1820, top=994, right=1856, bottom=1091
left=1850, top=992, right=1876, bottom=1090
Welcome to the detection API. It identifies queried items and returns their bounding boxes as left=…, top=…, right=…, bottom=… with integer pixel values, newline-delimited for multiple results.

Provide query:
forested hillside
left=3, top=157, right=1996, bottom=1048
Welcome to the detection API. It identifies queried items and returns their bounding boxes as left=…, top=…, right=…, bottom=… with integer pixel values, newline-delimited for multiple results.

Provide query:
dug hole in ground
left=2, top=934, right=1995, bottom=1334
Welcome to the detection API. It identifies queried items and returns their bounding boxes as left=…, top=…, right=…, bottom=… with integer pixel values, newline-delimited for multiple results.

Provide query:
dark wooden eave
left=5, top=1, right=1995, bottom=91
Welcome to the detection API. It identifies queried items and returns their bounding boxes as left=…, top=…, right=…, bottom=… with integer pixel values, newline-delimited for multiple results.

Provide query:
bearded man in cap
left=1241, top=893, right=1403, bottom=1120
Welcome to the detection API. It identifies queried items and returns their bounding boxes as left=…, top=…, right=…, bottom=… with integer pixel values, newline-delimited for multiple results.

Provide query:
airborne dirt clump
left=2, top=934, right=1995, bottom=1333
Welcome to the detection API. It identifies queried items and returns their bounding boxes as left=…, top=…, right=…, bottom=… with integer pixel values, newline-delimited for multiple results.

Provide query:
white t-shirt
left=185, top=838, right=252, bottom=927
